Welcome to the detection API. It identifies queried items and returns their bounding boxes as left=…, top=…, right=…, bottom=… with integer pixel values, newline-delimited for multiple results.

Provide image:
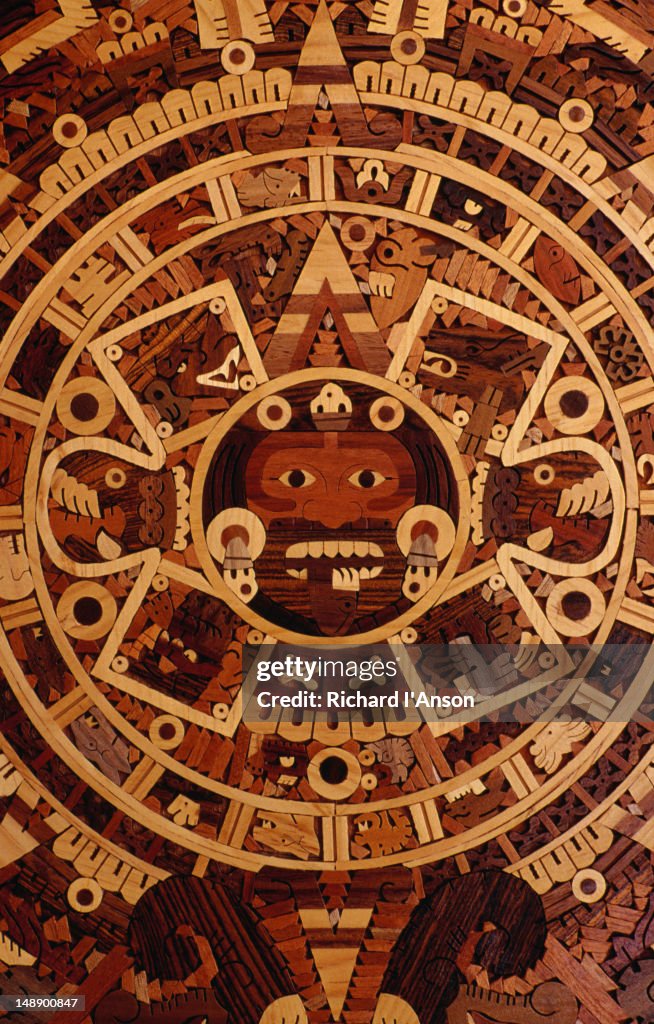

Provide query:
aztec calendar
left=2, top=0, right=654, bottom=1021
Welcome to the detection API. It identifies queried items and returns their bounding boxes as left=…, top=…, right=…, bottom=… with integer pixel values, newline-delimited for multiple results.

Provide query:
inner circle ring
left=191, top=367, right=471, bottom=645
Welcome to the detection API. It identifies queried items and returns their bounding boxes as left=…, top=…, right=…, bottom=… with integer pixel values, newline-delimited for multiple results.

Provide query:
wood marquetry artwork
left=2, top=0, right=654, bottom=1022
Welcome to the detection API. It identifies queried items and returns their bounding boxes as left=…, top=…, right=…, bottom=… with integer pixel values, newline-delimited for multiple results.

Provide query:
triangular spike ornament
left=312, top=947, right=359, bottom=1020
left=246, top=0, right=401, bottom=153
left=263, top=222, right=391, bottom=376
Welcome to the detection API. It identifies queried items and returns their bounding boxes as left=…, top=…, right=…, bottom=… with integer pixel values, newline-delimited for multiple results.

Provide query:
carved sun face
left=245, top=429, right=417, bottom=635
left=202, top=376, right=461, bottom=638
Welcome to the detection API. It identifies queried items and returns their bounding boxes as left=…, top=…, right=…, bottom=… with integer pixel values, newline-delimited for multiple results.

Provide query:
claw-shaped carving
left=259, top=995, right=308, bottom=1024
left=0, top=534, right=33, bottom=601
left=94, top=989, right=228, bottom=1024
left=448, top=981, right=577, bottom=1024
left=373, top=993, right=420, bottom=1024
left=0, top=930, right=36, bottom=966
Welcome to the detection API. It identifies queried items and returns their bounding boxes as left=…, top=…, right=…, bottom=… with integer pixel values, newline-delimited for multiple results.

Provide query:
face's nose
left=302, top=498, right=363, bottom=529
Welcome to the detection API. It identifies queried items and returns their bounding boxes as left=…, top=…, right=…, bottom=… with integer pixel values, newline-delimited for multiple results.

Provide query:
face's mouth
left=251, top=525, right=405, bottom=636
left=285, top=540, right=384, bottom=591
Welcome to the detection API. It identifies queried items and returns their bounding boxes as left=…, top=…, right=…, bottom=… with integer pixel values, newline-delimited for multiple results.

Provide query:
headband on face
left=255, top=384, right=405, bottom=434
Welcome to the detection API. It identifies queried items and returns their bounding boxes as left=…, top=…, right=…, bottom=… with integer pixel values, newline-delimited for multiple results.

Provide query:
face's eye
left=348, top=469, right=386, bottom=489
left=278, top=469, right=316, bottom=488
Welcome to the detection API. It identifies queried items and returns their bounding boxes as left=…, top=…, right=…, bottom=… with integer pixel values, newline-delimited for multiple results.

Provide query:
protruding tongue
left=307, top=560, right=358, bottom=636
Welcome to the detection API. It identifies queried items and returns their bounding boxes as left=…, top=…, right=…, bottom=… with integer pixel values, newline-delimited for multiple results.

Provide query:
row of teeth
left=286, top=541, right=383, bottom=559
left=332, top=567, right=381, bottom=590
left=286, top=566, right=382, bottom=588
